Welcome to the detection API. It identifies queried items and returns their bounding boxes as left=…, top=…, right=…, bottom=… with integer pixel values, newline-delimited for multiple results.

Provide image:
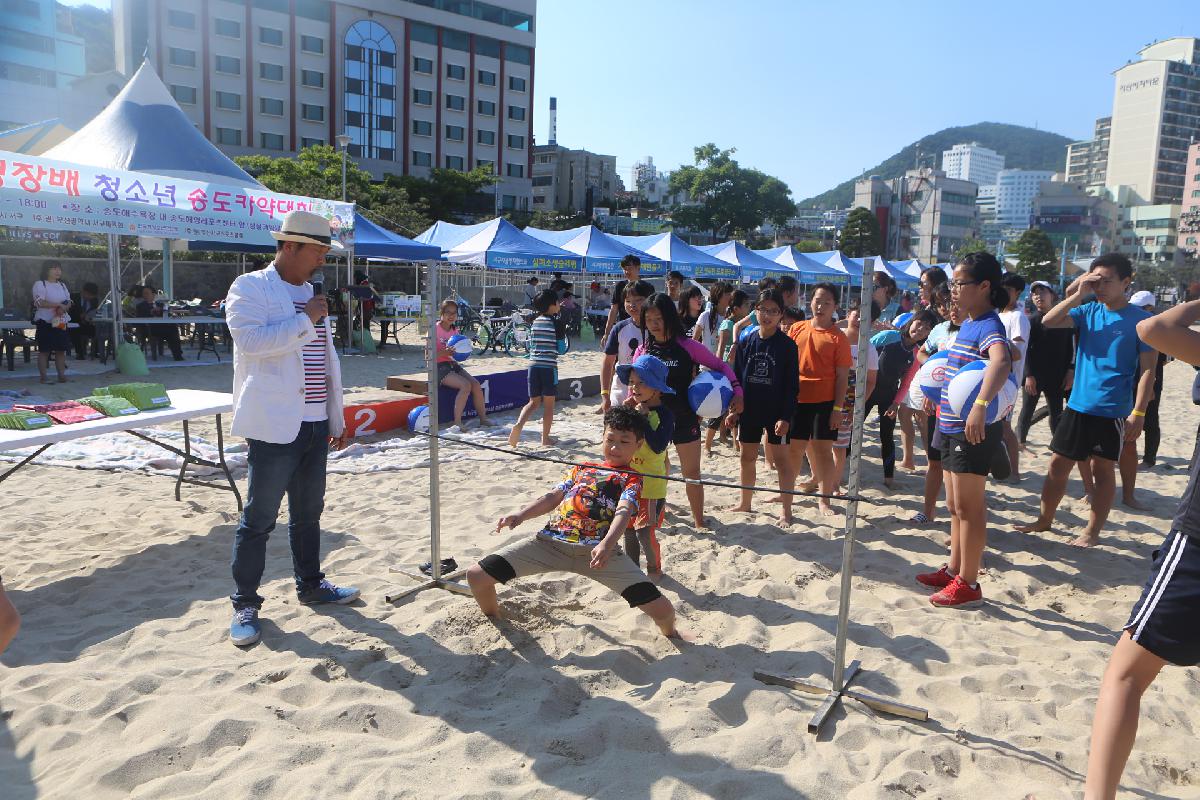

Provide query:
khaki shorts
left=479, top=533, right=662, bottom=607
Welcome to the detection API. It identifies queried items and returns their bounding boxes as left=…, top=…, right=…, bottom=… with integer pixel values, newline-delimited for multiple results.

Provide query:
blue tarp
left=353, top=214, right=440, bottom=261
left=697, top=241, right=793, bottom=282
left=752, top=246, right=850, bottom=284
left=609, top=232, right=732, bottom=279
left=415, top=217, right=583, bottom=272
left=524, top=225, right=667, bottom=274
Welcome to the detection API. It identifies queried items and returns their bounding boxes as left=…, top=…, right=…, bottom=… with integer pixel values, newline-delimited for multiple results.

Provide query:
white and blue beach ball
left=945, top=361, right=1020, bottom=424
left=446, top=334, right=473, bottom=362
left=407, top=405, right=431, bottom=434
left=916, top=351, right=951, bottom=403
left=688, top=372, right=733, bottom=418
left=738, top=324, right=759, bottom=342
left=893, top=311, right=914, bottom=329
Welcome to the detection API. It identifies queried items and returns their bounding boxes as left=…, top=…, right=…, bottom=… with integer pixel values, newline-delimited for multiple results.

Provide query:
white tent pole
left=107, top=234, right=123, bottom=354
left=162, top=240, right=174, bottom=300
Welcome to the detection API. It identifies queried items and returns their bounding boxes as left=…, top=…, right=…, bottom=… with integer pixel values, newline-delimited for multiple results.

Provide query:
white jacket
left=226, top=263, right=344, bottom=443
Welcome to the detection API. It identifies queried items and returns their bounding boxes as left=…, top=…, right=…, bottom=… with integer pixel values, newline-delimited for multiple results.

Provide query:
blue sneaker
left=230, top=607, right=261, bottom=647
left=297, top=579, right=360, bottom=605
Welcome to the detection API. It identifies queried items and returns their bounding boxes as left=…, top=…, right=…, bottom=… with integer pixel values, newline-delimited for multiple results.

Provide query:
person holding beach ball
left=224, top=210, right=360, bottom=648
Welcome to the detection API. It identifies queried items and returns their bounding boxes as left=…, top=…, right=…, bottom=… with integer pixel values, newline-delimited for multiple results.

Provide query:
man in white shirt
left=225, top=210, right=358, bottom=647
left=998, top=273, right=1031, bottom=481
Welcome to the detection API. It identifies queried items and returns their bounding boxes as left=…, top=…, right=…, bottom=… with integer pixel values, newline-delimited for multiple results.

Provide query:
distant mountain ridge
left=800, top=122, right=1074, bottom=210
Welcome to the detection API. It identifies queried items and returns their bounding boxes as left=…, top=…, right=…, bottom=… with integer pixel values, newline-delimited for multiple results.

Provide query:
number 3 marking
left=569, top=379, right=583, bottom=400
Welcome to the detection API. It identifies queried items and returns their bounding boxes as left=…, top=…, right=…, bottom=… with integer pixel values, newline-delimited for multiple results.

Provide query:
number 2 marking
left=353, top=407, right=377, bottom=437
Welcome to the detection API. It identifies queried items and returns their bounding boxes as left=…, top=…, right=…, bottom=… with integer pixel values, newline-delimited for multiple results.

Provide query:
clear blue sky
left=533, top=0, right=1197, bottom=200
left=63, top=0, right=1197, bottom=201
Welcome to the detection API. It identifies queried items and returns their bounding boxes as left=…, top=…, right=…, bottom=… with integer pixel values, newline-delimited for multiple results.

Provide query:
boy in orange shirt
left=787, top=283, right=852, bottom=516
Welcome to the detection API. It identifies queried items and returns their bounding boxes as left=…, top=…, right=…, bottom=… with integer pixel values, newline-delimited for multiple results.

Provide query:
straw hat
left=270, top=209, right=345, bottom=250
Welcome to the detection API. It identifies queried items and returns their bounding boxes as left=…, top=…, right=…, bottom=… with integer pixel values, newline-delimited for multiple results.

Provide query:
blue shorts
left=528, top=365, right=557, bottom=397
left=1124, top=529, right=1200, bottom=666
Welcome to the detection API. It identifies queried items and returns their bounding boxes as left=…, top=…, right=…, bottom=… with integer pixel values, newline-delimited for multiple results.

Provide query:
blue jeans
left=231, top=420, right=329, bottom=609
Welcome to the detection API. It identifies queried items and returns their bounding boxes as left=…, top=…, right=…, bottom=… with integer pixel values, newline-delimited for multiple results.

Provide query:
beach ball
left=916, top=351, right=951, bottom=403
left=407, top=405, right=431, bottom=434
left=738, top=324, right=759, bottom=342
left=446, top=334, right=473, bottom=362
left=688, top=372, right=733, bottom=418
left=893, top=311, right=914, bottom=329
left=944, top=361, right=1020, bottom=424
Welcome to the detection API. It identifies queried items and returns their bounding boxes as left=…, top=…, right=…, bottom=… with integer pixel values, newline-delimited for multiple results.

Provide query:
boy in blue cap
left=617, top=354, right=676, bottom=580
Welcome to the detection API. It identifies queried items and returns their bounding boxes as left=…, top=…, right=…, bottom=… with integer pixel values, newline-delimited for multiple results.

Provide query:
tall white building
left=112, top=0, right=536, bottom=209
left=1104, top=37, right=1200, bottom=205
left=941, top=143, right=1005, bottom=188
left=995, top=169, right=1055, bottom=231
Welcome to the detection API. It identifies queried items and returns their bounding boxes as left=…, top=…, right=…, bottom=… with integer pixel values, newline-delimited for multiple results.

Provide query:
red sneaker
left=929, top=575, right=983, bottom=608
left=916, top=565, right=954, bottom=588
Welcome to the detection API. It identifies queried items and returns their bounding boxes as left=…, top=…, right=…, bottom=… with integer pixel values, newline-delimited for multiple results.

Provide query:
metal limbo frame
left=754, top=256, right=930, bottom=733
left=385, top=258, right=472, bottom=603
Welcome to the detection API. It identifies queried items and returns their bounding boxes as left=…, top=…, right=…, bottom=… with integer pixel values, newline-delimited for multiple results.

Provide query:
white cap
left=1029, top=280, right=1054, bottom=293
left=1129, top=290, right=1155, bottom=308
left=270, top=209, right=345, bottom=250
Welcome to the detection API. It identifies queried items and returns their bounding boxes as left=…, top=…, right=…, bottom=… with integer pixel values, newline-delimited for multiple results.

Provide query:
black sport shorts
left=792, top=400, right=837, bottom=441
left=940, top=421, right=1003, bottom=477
left=1050, top=407, right=1124, bottom=462
left=737, top=415, right=789, bottom=446
left=1124, top=530, right=1200, bottom=667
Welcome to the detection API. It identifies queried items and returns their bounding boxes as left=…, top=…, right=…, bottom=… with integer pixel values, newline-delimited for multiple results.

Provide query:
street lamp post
left=335, top=133, right=352, bottom=202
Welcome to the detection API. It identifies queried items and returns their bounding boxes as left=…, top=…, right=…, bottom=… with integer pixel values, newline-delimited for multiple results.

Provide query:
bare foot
left=1070, top=534, right=1100, bottom=547
left=57, top=376, right=70, bottom=383
left=540, top=436, right=558, bottom=447
left=883, top=476, right=896, bottom=489
left=779, top=512, right=795, bottom=526
left=647, top=571, right=665, bottom=584
left=1015, top=520, right=1052, bottom=533
left=666, top=627, right=694, bottom=641
left=39, top=377, right=50, bottom=384
left=1076, top=493, right=1092, bottom=507
left=724, top=503, right=753, bottom=513
left=818, top=502, right=839, bottom=517
left=798, top=480, right=818, bottom=492
left=1121, top=496, right=1146, bottom=511
left=900, top=462, right=917, bottom=472
left=507, top=431, right=521, bottom=447
left=764, top=495, right=784, bottom=504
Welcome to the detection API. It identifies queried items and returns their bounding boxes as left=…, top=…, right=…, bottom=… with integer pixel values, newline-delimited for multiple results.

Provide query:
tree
left=1009, top=228, right=1059, bottom=283
left=528, top=209, right=588, bottom=231
left=668, top=144, right=793, bottom=239
left=838, top=207, right=882, bottom=257
left=955, top=237, right=991, bottom=257
left=386, top=165, right=499, bottom=222
left=236, top=144, right=375, bottom=203
left=794, top=240, right=824, bottom=253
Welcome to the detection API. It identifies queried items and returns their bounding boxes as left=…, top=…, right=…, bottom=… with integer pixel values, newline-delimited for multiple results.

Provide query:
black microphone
left=310, top=277, right=325, bottom=325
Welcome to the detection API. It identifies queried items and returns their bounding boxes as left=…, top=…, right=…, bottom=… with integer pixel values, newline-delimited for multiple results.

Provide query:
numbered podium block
left=342, top=397, right=427, bottom=439
left=385, top=370, right=603, bottom=425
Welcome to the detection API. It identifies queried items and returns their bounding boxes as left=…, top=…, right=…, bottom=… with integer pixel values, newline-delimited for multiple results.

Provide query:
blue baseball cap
left=616, top=354, right=675, bottom=395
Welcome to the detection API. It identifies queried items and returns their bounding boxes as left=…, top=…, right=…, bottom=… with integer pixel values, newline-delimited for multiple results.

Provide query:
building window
left=506, top=44, right=531, bottom=65
left=477, top=69, right=496, bottom=86
left=476, top=159, right=495, bottom=172
left=215, top=91, right=241, bottom=111
left=412, top=120, right=432, bottom=136
left=301, top=69, right=324, bottom=88
left=446, top=63, right=465, bottom=80
left=443, top=29, right=469, bottom=51
left=215, top=127, right=241, bottom=146
left=410, top=22, right=437, bottom=45
left=301, top=35, right=324, bottom=54
left=214, top=18, right=240, bottom=38
left=507, top=105, right=525, bottom=121
left=413, top=89, right=433, bottom=105
left=476, top=37, right=500, bottom=58
left=301, top=103, right=325, bottom=122
left=170, top=84, right=197, bottom=105
left=260, top=27, right=284, bottom=46
left=506, top=134, right=524, bottom=149
left=445, top=94, right=465, bottom=111
left=477, top=129, right=495, bottom=145
left=506, top=164, right=524, bottom=178
left=168, top=9, right=195, bottom=29
left=532, top=175, right=553, bottom=187
left=533, top=195, right=545, bottom=204
left=261, top=132, right=285, bottom=151
left=502, top=194, right=517, bottom=210
left=413, top=56, right=432, bottom=74
left=445, top=125, right=464, bottom=142
left=259, top=62, right=283, bottom=81
left=215, top=55, right=242, bottom=75
left=168, top=48, right=196, bottom=68
left=413, top=151, right=432, bottom=167
left=260, top=97, right=284, bottom=116
left=477, top=100, right=495, bottom=116
left=508, top=76, right=526, bottom=92
left=446, top=155, right=465, bottom=171
left=301, top=137, right=324, bottom=148
left=345, top=20, right=398, bottom=161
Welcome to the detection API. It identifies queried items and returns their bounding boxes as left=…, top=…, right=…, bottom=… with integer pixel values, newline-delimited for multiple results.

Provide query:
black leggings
left=1142, top=393, right=1161, bottom=465
left=865, top=392, right=896, bottom=478
left=1016, top=379, right=1066, bottom=443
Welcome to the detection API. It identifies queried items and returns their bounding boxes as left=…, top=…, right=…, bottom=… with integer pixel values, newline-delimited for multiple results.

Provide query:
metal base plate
left=755, top=660, right=929, bottom=733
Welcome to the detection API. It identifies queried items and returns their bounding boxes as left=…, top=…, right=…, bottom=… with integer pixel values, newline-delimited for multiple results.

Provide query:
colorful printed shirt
left=938, top=311, right=1008, bottom=435
left=541, top=463, right=643, bottom=545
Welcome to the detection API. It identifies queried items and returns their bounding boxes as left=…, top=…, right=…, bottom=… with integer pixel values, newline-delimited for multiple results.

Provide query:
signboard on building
left=1034, top=215, right=1083, bottom=226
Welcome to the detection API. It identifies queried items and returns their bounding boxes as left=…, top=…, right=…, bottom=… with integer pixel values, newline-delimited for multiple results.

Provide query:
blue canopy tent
left=609, top=232, right=733, bottom=279
left=524, top=225, right=667, bottom=274
left=354, top=213, right=441, bottom=261
left=696, top=241, right=793, bottom=282
left=848, top=256, right=918, bottom=289
left=416, top=217, right=582, bottom=272
left=807, top=251, right=859, bottom=286
left=752, top=245, right=850, bottom=284
left=892, top=259, right=928, bottom=283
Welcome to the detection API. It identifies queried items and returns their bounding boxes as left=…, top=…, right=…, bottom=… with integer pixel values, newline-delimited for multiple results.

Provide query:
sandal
left=907, top=512, right=931, bottom=525
left=419, top=558, right=458, bottom=576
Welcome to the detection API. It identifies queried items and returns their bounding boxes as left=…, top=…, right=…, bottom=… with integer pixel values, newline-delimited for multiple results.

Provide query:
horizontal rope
left=407, top=428, right=874, bottom=505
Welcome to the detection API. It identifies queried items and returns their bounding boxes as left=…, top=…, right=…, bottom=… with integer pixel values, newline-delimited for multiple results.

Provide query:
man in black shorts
left=1083, top=297, right=1200, bottom=799
left=1016, top=254, right=1156, bottom=548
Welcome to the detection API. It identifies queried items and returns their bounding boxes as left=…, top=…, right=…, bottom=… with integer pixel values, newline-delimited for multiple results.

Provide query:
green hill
left=799, top=122, right=1074, bottom=209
